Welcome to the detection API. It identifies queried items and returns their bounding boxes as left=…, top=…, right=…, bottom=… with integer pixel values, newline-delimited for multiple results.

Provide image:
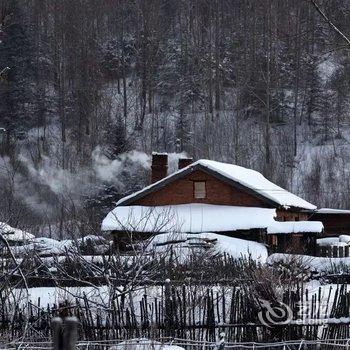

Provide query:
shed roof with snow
left=267, top=221, right=324, bottom=234
left=308, top=207, right=350, bottom=236
left=101, top=203, right=323, bottom=235
left=102, top=204, right=277, bottom=233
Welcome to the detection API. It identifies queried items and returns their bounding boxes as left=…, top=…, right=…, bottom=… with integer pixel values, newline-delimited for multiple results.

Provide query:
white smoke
left=167, top=151, right=189, bottom=174
left=18, top=154, right=93, bottom=196
left=0, top=145, right=152, bottom=220
left=92, top=147, right=150, bottom=184
left=0, top=123, right=190, bottom=224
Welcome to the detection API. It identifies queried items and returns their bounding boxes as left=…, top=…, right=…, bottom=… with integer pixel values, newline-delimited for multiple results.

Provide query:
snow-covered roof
left=116, top=159, right=316, bottom=210
left=0, top=222, right=35, bottom=241
left=152, top=151, right=168, bottom=156
left=317, top=237, right=341, bottom=247
left=317, top=235, right=350, bottom=247
left=101, top=204, right=277, bottom=233
left=267, top=221, right=323, bottom=234
left=316, top=208, right=350, bottom=214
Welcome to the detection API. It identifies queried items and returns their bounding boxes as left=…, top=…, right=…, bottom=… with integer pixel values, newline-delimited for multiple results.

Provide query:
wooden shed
left=308, top=208, right=350, bottom=237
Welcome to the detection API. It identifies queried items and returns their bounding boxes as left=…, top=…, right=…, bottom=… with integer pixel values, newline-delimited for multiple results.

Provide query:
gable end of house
left=118, top=163, right=288, bottom=209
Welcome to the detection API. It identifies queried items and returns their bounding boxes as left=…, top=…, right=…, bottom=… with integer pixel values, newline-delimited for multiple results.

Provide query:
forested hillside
left=0, top=0, right=349, bottom=237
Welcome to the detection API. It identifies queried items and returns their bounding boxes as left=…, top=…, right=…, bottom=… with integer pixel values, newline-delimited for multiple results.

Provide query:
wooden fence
left=318, top=245, right=350, bottom=258
left=1, top=283, right=350, bottom=343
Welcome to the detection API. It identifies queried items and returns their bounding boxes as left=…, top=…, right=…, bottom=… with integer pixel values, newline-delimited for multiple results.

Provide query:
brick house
left=102, top=154, right=323, bottom=255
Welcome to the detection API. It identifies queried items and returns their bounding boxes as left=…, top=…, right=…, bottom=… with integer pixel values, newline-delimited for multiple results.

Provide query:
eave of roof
left=316, top=208, right=350, bottom=215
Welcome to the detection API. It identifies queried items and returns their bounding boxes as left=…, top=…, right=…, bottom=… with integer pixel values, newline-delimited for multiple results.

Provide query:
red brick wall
left=133, top=170, right=270, bottom=207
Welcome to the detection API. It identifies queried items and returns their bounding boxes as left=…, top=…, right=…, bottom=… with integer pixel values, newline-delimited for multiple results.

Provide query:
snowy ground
left=12, top=285, right=111, bottom=308
left=109, top=340, right=185, bottom=350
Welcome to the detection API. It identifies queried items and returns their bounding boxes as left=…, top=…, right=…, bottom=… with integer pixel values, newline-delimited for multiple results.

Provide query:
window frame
left=193, top=181, right=207, bottom=199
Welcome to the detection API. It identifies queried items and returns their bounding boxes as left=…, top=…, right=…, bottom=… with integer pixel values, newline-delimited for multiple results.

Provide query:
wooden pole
left=63, top=317, right=79, bottom=350
left=52, top=317, right=63, bottom=350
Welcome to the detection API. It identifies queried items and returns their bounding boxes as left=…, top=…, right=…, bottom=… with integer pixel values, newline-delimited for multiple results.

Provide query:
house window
left=194, top=181, right=206, bottom=199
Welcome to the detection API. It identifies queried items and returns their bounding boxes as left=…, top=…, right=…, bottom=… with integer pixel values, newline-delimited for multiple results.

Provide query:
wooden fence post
left=217, top=331, right=225, bottom=350
left=52, top=316, right=78, bottom=350
left=164, top=278, right=172, bottom=336
left=63, top=317, right=79, bottom=350
left=52, top=317, right=63, bottom=350
left=332, top=246, right=338, bottom=258
left=319, top=247, right=323, bottom=257
left=339, top=246, right=344, bottom=258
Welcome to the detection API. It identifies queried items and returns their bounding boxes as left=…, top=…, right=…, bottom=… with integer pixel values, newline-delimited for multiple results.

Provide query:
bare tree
left=0, top=0, right=11, bottom=81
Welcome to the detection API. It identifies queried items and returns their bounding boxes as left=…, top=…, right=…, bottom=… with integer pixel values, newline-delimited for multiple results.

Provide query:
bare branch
left=309, top=0, right=350, bottom=46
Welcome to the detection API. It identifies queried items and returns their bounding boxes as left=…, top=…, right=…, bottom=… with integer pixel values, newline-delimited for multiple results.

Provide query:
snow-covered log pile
left=0, top=222, right=34, bottom=244
left=0, top=233, right=111, bottom=256
left=149, top=232, right=268, bottom=262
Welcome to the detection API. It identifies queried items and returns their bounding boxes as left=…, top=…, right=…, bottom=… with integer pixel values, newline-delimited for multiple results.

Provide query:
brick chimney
left=178, top=157, right=193, bottom=169
left=151, top=153, right=168, bottom=183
